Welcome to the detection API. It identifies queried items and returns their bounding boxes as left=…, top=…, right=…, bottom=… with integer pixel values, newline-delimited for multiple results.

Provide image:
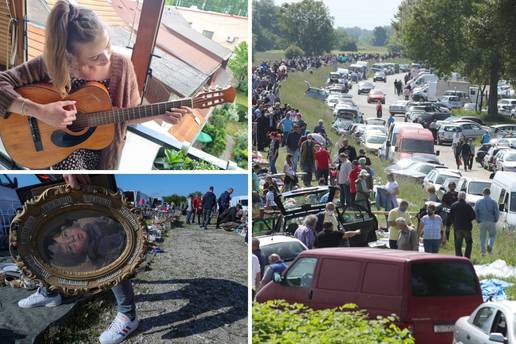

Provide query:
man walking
left=286, top=124, right=302, bottom=171
left=448, top=191, right=476, bottom=258
left=201, top=186, right=217, bottom=229
left=441, top=181, right=458, bottom=240
left=338, top=153, right=352, bottom=206
left=475, top=188, right=500, bottom=256
left=396, top=217, right=419, bottom=251
left=300, top=134, right=316, bottom=187
left=216, top=187, right=233, bottom=229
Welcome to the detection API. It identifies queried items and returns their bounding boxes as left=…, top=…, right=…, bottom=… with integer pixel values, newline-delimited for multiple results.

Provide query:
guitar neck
left=75, top=98, right=194, bottom=127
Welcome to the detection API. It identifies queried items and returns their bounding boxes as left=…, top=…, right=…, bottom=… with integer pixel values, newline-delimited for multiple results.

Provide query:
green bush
left=233, top=131, right=248, bottom=169
left=156, top=149, right=217, bottom=170
left=253, top=301, right=415, bottom=344
left=285, top=45, right=305, bottom=59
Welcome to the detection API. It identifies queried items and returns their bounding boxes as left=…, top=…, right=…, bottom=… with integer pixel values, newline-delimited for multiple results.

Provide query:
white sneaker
left=99, top=312, right=139, bottom=344
left=18, top=287, right=62, bottom=308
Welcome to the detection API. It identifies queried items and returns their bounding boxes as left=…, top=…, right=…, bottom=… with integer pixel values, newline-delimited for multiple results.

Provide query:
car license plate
left=433, top=324, right=454, bottom=333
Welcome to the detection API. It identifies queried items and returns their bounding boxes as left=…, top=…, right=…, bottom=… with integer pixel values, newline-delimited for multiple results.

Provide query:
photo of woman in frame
left=41, top=214, right=126, bottom=272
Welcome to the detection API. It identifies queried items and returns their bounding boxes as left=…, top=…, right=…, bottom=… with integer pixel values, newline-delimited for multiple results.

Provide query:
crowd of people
left=185, top=186, right=245, bottom=230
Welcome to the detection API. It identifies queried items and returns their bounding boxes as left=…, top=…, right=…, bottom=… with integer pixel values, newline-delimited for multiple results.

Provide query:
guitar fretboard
left=74, top=99, right=193, bottom=127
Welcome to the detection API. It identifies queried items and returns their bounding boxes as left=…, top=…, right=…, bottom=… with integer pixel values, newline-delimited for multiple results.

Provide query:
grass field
left=236, top=89, right=248, bottom=108
left=264, top=62, right=516, bottom=300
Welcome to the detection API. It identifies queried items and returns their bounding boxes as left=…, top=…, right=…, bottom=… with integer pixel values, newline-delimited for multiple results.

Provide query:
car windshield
left=411, top=262, right=479, bottom=296
left=367, top=136, right=386, bottom=144
left=336, top=111, right=355, bottom=120
left=468, top=182, right=491, bottom=196
left=505, top=153, right=516, bottom=161
left=401, top=139, right=434, bottom=154
left=443, top=126, right=458, bottom=132
left=261, top=241, right=306, bottom=265
left=282, top=190, right=329, bottom=211
left=435, top=175, right=459, bottom=185
left=411, top=163, right=436, bottom=174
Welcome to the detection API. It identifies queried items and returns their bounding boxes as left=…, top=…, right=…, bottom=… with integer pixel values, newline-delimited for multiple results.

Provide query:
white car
left=423, top=168, right=462, bottom=191
left=439, top=95, right=462, bottom=109
left=373, top=71, right=386, bottom=82
left=497, top=99, right=516, bottom=117
left=456, top=177, right=492, bottom=207
left=256, top=234, right=308, bottom=268
left=357, top=81, right=374, bottom=94
left=364, top=117, right=386, bottom=126
left=496, top=149, right=516, bottom=172
left=326, top=94, right=348, bottom=109
left=363, top=132, right=387, bottom=154
left=364, top=124, right=387, bottom=135
left=389, top=100, right=409, bottom=116
left=454, top=301, right=516, bottom=344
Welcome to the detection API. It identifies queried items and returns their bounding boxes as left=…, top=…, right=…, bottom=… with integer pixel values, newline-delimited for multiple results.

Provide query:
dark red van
left=255, top=248, right=482, bottom=344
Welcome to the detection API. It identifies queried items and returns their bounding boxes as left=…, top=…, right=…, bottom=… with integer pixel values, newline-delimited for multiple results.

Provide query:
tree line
left=253, top=0, right=394, bottom=56
left=392, top=0, right=516, bottom=116
left=167, top=0, right=248, bottom=17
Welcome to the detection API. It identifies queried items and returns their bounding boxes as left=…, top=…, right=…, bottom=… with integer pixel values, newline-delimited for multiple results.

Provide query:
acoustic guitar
left=0, top=82, right=236, bottom=169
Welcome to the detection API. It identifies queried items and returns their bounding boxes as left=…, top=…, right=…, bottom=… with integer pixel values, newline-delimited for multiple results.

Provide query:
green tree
left=228, top=42, right=248, bottom=92
left=372, top=26, right=388, bottom=46
left=334, top=28, right=357, bottom=51
left=393, top=0, right=516, bottom=116
left=253, top=0, right=282, bottom=51
left=284, top=45, right=305, bottom=59
left=278, top=0, right=335, bottom=56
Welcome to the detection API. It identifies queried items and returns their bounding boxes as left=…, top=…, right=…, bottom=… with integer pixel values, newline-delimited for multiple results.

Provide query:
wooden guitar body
left=0, top=82, right=115, bottom=169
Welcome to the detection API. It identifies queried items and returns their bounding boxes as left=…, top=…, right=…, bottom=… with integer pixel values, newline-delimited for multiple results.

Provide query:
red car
left=256, top=248, right=482, bottom=344
left=367, top=89, right=386, bottom=104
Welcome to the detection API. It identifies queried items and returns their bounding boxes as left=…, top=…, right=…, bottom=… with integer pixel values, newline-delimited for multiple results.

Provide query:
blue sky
left=7, top=174, right=248, bottom=198
left=275, top=0, right=403, bottom=29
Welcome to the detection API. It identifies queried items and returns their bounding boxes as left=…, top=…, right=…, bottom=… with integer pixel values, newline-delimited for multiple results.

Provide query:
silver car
left=389, top=100, right=409, bottom=116
left=437, top=122, right=487, bottom=145
left=454, top=301, right=516, bottom=344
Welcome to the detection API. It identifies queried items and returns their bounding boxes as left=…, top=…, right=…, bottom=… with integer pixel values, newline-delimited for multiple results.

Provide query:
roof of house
left=110, top=26, right=209, bottom=97
left=46, top=0, right=124, bottom=26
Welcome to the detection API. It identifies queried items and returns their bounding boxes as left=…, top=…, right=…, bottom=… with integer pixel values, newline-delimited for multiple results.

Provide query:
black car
left=476, top=143, right=492, bottom=163
left=267, top=186, right=378, bottom=247
left=414, top=112, right=452, bottom=128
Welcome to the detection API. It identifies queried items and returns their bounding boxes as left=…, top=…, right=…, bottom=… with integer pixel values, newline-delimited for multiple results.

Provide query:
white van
left=384, top=122, right=423, bottom=160
left=230, top=195, right=248, bottom=211
left=489, top=171, right=516, bottom=231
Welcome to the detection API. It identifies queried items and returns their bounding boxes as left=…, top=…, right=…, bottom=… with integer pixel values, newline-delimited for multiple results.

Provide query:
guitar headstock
left=192, top=86, right=236, bottom=109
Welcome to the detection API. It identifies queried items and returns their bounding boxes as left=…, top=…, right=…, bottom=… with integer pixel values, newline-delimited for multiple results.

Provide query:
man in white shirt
left=338, top=153, right=352, bottom=206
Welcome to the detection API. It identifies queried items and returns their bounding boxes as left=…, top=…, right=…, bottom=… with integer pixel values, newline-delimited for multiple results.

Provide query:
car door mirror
left=273, top=272, right=283, bottom=283
left=436, top=150, right=440, bottom=156
left=499, top=204, right=505, bottom=212
left=488, top=333, right=506, bottom=343
left=394, top=146, right=399, bottom=152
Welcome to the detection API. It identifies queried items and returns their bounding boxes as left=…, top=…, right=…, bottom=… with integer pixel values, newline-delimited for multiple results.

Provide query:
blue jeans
left=202, top=208, right=212, bottom=227
left=339, top=183, right=351, bottom=206
left=389, top=240, right=398, bottom=249
left=41, top=280, right=136, bottom=320
left=268, top=154, right=278, bottom=174
left=479, top=222, right=497, bottom=254
left=423, top=239, right=441, bottom=253
left=186, top=210, right=194, bottom=223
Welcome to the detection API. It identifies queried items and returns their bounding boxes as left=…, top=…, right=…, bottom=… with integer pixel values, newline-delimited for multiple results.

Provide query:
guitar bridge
left=28, top=117, right=43, bottom=152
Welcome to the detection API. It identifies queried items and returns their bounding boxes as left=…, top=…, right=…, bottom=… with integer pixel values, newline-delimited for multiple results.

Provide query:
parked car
left=436, top=123, right=487, bottom=145
left=454, top=301, right=516, bottom=344
left=332, top=104, right=359, bottom=134
left=423, top=168, right=462, bottom=192
left=367, top=89, right=385, bottom=104
left=490, top=171, right=516, bottom=231
left=413, top=112, right=451, bottom=129
left=497, top=98, right=516, bottom=117
left=385, top=157, right=442, bottom=174
left=257, top=234, right=308, bottom=268
left=373, top=71, right=386, bottom=82
left=458, top=116, right=486, bottom=126
left=364, top=124, right=387, bottom=135
left=363, top=131, right=387, bottom=154
left=274, top=187, right=378, bottom=246
left=489, top=124, right=516, bottom=138
left=357, top=81, right=374, bottom=94
left=364, top=117, right=386, bottom=126
left=477, top=143, right=492, bottom=165
left=455, top=177, right=492, bottom=207
left=495, top=149, right=516, bottom=172
left=393, top=127, right=439, bottom=162
left=389, top=100, right=409, bottom=116
left=257, top=248, right=482, bottom=344
left=390, top=161, right=446, bottom=183
left=305, top=85, right=328, bottom=100
left=438, top=95, right=462, bottom=109
left=326, top=94, right=349, bottom=109
left=484, top=146, right=511, bottom=171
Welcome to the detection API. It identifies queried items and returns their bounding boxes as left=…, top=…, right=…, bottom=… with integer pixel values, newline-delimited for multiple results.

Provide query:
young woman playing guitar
left=0, top=1, right=193, bottom=169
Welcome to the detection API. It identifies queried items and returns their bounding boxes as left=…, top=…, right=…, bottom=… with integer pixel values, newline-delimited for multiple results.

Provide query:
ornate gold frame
left=9, top=185, right=147, bottom=296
